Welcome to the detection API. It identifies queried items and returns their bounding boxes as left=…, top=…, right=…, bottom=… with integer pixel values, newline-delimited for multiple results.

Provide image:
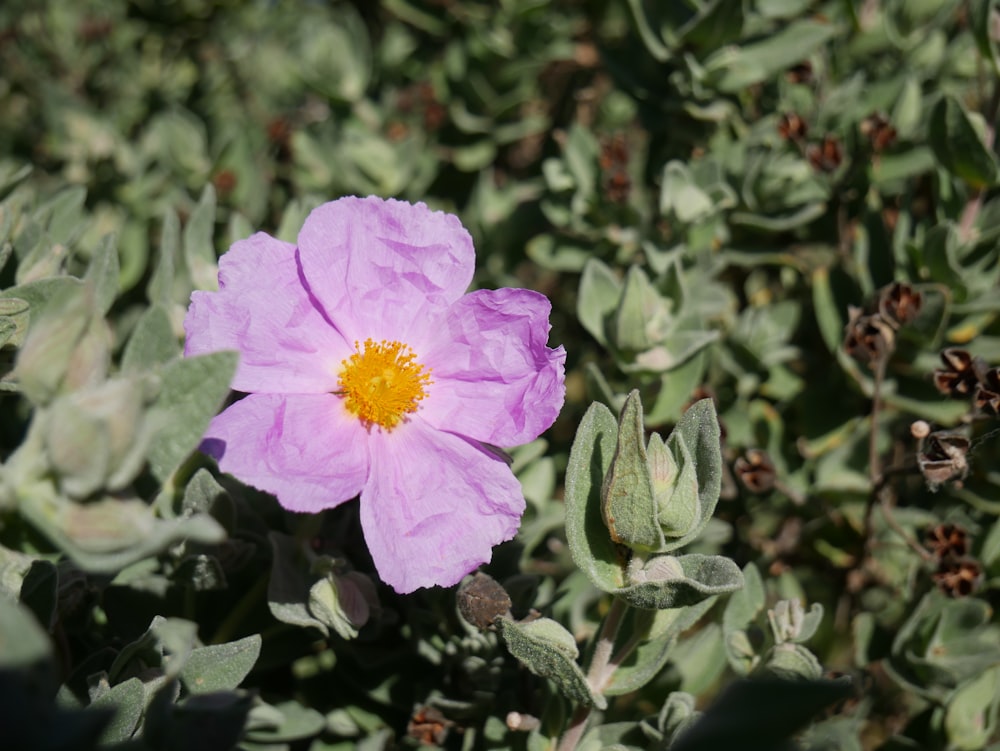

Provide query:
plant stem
left=861, top=354, right=888, bottom=552
left=556, top=596, right=627, bottom=751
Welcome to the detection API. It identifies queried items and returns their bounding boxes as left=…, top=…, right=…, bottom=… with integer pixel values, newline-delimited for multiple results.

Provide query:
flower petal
left=201, top=393, right=370, bottom=512
left=420, top=288, right=566, bottom=446
left=184, top=232, right=350, bottom=394
left=359, top=419, right=525, bottom=593
left=296, top=197, right=475, bottom=344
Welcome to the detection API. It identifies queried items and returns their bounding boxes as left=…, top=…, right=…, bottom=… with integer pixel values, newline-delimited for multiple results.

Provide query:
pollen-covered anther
left=338, top=338, right=432, bottom=429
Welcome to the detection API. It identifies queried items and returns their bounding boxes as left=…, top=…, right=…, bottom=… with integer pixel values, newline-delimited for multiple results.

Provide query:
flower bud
left=457, top=572, right=512, bottom=630
left=648, top=433, right=700, bottom=538
left=15, top=287, right=110, bottom=405
left=45, top=377, right=149, bottom=498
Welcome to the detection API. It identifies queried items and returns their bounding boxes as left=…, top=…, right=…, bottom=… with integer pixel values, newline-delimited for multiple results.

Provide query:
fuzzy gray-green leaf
left=148, top=351, right=237, bottom=483
left=497, top=616, right=606, bottom=709
left=565, top=400, right=627, bottom=594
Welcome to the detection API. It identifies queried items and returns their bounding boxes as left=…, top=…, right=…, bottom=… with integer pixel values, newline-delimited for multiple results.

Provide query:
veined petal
left=420, top=288, right=566, bottom=446
left=359, top=419, right=525, bottom=593
left=184, top=232, right=350, bottom=394
left=202, top=393, right=370, bottom=512
left=296, top=197, right=474, bottom=344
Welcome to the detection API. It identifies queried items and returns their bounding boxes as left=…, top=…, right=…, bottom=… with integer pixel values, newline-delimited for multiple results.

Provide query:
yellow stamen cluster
left=337, top=338, right=431, bottom=429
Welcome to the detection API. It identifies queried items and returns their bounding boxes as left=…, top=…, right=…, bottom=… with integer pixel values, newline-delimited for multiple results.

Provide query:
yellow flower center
left=337, top=338, right=431, bottom=429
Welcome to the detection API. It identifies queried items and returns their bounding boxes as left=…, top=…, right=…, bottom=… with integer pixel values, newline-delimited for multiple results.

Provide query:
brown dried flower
left=918, top=432, right=970, bottom=489
left=877, top=281, right=922, bottom=329
left=785, top=61, right=814, bottom=84
left=600, top=133, right=631, bottom=204
left=807, top=134, right=844, bottom=172
left=932, top=556, right=982, bottom=598
left=734, top=449, right=777, bottom=494
left=925, top=523, right=969, bottom=558
left=843, top=306, right=895, bottom=365
left=407, top=706, right=452, bottom=746
left=932, top=349, right=986, bottom=398
left=973, top=367, right=1000, bottom=416
left=777, top=112, right=809, bottom=142
left=860, top=113, right=897, bottom=153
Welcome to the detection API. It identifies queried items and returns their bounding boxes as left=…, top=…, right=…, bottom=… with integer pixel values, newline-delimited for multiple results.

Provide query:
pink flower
left=184, top=197, right=566, bottom=593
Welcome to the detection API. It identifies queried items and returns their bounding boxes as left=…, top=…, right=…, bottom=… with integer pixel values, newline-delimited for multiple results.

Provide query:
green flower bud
left=45, top=377, right=150, bottom=498
left=650, top=432, right=701, bottom=538
left=15, top=288, right=110, bottom=405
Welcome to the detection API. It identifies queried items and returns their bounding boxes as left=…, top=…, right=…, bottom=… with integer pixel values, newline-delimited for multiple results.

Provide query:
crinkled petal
left=359, top=419, right=525, bottom=593
left=184, top=232, right=350, bottom=394
left=420, top=288, right=566, bottom=446
left=201, top=393, right=369, bottom=512
left=296, top=197, right=474, bottom=344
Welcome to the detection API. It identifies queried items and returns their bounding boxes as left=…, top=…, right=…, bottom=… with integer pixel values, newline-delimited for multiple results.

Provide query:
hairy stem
left=557, top=596, right=628, bottom=751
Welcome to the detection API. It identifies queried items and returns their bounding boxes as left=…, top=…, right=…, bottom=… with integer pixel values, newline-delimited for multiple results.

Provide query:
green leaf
left=148, top=351, right=237, bottom=483
left=929, top=95, right=1000, bottom=189
left=91, top=677, right=144, bottom=744
left=660, top=161, right=714, bottom=223
left=497, top=616, right=605, bottom=708
left=121, top=304, right=180, bottom=374
left=704, top=20, right=837, bottom=93
left=180, top=635, right=261, bottom=694
left=577, top=258, right=621, bottom=346
left=565, top=401, right=627, bottom=594
left=149, top=209, right=179, bottom=309
left=971, top=0, right=1000, bottom=78
left=84, top=234, right=120, bottom=315
left=945, top=665, right=1000, bottom=751
left=267, top=532, right=330, bottom=636
left=0, top=594, right=52, bottom=668
left=604, top=597, right=716, bottom=696
left=617, top=553, right=744, bottom=610
left=182, top=468, right=235, bottom=532
left=602, top=391, right=664, bottom=551
left=183, top=184, right=219, bottom=293
left=723, top=562, right=765, bottom=635
left=243, top=699, right=326, bottom=744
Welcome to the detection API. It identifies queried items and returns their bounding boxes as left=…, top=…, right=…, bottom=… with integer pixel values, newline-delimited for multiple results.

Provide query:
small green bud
left=654, top=433, right=702, bottom=537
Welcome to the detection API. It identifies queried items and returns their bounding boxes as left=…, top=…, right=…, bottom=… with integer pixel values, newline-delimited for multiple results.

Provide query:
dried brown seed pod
left=843, top=306, right=895, bottom=365
left=407, top=706, right=452, bottom=746
left=777, top=112, right=809, bottom=141
left=600, top=133, right=631, bottom=204
left=456, top=572, right=512, bottom=630
left=807, top=134, right=844, bottom=172
left=877, top=281, right=922, bottom=329
left=734, top=449, right=777, bottom=493
left=860, top=113, right=897, bottom=152
left=973, top=367, right=1000, bottom=416
left=918, top=432, right=970, bottom=489
left=925, top=523, right=970, bottom=558
left=933, top=348, right=987, bottom=398
left=785, top=61, right=814, bottom=84
left=932, top=556, right=982, bottom=598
